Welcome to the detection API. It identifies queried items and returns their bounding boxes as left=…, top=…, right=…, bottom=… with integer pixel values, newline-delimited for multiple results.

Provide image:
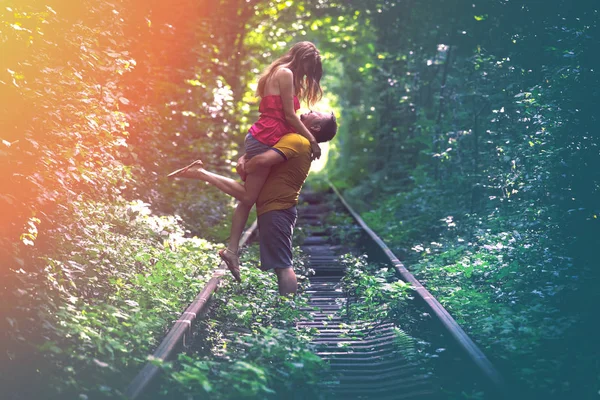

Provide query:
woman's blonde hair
left=257, top=41, right=323, bottom=107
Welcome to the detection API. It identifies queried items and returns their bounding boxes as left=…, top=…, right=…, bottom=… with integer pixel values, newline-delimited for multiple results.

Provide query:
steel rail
left=124, top=221, right=258, bottom=399
left=328, top=181, right=507, bottom=395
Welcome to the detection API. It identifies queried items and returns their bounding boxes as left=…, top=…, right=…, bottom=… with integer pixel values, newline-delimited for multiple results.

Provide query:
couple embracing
left=169, top=41, right=338, bottom=295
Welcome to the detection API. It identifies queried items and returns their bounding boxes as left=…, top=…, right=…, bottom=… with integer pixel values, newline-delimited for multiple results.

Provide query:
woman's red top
left=249, top=95, right=301, bottom=146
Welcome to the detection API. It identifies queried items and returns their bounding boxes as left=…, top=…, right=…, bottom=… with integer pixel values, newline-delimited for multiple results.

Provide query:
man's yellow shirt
left=256, top=133, right=311, bottom=216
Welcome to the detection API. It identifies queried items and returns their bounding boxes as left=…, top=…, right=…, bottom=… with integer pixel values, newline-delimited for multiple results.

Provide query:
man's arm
left=245, top=149, right=286, bottom=174
left=236, top=154, right=248, bottom=181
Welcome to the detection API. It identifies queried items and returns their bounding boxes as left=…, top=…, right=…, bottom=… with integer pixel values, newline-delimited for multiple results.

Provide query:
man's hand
left=236, top=155, right=247, bottom=181
left=310, top=141, right=322, bottom=161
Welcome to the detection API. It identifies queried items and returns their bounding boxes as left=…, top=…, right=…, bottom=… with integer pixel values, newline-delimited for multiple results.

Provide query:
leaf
left=93, top=359, right=110, bottom=368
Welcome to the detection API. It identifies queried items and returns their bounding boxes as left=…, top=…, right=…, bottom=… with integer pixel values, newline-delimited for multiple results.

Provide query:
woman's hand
left=310, top=141, right=322, bottom=160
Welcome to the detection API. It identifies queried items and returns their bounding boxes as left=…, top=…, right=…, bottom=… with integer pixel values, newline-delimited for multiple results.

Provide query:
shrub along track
left=125, top=185, right=507, bottom=399
left=125, top=222, right=260, bottom=399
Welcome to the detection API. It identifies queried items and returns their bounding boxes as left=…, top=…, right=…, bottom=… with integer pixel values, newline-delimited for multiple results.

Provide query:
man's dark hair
left=315, top=112, right=338, bottom=143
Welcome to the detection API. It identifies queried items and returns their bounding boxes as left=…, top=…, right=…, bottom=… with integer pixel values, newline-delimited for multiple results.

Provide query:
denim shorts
left=258, top=206, right=298, bottom=270
left=245, top=133, right=272, bottom=159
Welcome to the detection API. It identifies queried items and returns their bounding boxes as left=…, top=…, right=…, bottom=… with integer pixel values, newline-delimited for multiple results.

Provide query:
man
left=175, top=110, right=337, bottom=295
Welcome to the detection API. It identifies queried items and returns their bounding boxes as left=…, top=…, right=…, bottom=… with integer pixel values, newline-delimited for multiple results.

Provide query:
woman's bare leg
left=219, top=167, right=271, bottom=277
left=178, top=163, right=271, bottom=280
left=185, top=167, right=253, bottom=204
left=228, top=202, right=252, bottom=255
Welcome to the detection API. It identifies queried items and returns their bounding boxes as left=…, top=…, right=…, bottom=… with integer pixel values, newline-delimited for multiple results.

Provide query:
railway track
left=125, top=183, right=506, bottom=399
left=297, top=200, right=438, bottom=399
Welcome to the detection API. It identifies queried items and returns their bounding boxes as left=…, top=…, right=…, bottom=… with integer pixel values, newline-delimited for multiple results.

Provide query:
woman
left=169, top=41, right=324, bottom=282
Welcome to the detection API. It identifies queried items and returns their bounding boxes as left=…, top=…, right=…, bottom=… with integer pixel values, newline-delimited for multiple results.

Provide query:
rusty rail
left=124, top=221, right=258, bottom=399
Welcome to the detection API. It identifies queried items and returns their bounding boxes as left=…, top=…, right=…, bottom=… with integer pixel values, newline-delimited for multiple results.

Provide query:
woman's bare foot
left=167, top=160, right=203, bottom=178
left=219, top=248, right=241, bottom=282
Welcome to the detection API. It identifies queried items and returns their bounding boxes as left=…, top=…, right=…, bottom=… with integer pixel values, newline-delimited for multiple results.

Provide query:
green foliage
left=160, top=245, right=328, bottom=399
left=166, top=328, right=324, bottom=400
left=340, top=255, right=413, bottom=334
left=1, top=1, right=135, bottom=252
left=213, top=245, right=313, bottom=331
left=304, top=0, right=599, bottom=397
left=2, top=0, right=291, bottom=397
left=3, top=199, right=221, bottom=398
left=0, top=0, right=266, bottom=253
left=325, top=209, right=362, bottom=245
left=405, top=223, right=579, bottom=394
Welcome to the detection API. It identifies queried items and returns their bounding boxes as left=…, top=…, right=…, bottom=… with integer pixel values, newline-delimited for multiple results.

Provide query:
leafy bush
left=406, top=223, right=579, bottom=394
left=2, top=199, right=222, bottom=399
left=166, top=328, right=324, bottom=400
left=340, top=254, right=413, bottom=325
left=159, top=245, right=328, bottom=399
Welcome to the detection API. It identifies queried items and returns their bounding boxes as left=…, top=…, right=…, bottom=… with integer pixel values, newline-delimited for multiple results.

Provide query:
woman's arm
left=277, top=68, right=322, bottom=160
